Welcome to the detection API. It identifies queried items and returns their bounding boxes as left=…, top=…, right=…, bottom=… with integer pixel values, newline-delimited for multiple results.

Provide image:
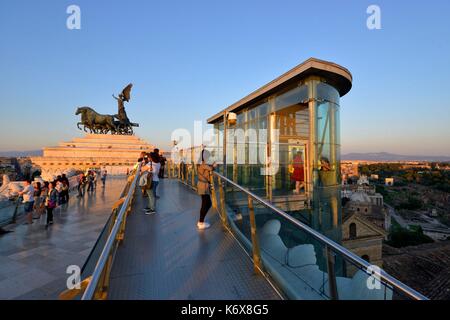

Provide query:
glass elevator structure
left=207, top=58, right=352, bottom=243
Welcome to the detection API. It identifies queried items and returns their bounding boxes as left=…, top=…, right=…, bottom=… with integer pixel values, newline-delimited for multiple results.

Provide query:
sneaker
left=143, top=208, right=150, bottom=212
left=145, top=210, right=155, bottom=215
left=197, top=222, right=211, bottom=230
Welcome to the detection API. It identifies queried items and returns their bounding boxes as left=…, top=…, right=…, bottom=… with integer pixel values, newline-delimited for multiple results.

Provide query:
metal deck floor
left=0, top=178, right=127, bottom=300
left=108, top=179, right=280, bottom=300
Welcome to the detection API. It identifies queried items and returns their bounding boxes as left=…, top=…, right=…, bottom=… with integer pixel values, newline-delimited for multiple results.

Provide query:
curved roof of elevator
left=207, top=58, right=353, bottom=124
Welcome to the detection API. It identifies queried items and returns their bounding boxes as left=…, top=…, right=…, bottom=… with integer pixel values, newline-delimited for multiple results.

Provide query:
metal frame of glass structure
left=207, top=58, right=352, bottom=243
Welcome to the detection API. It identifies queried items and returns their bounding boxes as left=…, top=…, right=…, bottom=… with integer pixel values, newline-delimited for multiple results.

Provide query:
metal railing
left=60, top=157, right=427, bottom=300
left=211, top=172, right=427, bottom=300
left=166, top=159, right=427, bottom=300
left=59, top=163, right=141, bottom=300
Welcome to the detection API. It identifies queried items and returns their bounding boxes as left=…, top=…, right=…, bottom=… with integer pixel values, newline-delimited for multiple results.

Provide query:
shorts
left=24, top=201, right=34, bottom=213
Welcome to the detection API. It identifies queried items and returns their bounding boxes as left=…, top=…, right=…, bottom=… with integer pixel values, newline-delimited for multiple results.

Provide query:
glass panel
left=275, top=85, right=309, bottom=111
left=237, top=110, right=246, bottom=125
left=175, top=152, right=422, bottom=300
left=220, top=183, right=400, bottom=300
left=212, top=123, right=224, bottom=174
left=0, top=199, right=23, bottom=227
left=222, top=180, right=252, bottom=248
left=226, top=192, right=328, bottom=300
left=304, top=79, right=342, bottom=242
left=331, top=252, right=401, bottom=300
left=257, top=102, right=269, bottom=118
left=248, top=108, right=257, bottom=122
left=81, top=212, right=116, bottom=280
left=219, top=103, right=270, bottom=196
left=316, top=82, right=339, bottom=105
left=316, top=101, right=341, bottom=186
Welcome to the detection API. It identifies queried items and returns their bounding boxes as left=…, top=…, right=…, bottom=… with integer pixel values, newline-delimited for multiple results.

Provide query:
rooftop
left=208, top=57, right=353, bottom=124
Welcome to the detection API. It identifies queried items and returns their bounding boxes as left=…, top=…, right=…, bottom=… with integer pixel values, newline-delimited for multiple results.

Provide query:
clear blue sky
left=1, top=0, right=449, bottom=155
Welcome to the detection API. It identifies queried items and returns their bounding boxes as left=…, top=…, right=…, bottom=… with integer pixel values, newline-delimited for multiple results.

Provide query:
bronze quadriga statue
left=75, top=83, right=139, bottom=135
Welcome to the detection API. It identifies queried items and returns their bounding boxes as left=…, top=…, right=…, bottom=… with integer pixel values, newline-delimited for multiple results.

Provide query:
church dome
left=350, top=191, right=371, bottom=203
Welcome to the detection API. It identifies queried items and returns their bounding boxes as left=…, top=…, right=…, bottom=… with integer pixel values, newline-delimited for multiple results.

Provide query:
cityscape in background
left=2, top=152, right=449, bottom=299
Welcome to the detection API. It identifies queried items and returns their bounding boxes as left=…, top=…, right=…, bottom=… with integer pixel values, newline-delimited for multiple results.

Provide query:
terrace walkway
left=108, top=179, right=281, bottom=300
left=0, top=178, right=127, bottom=300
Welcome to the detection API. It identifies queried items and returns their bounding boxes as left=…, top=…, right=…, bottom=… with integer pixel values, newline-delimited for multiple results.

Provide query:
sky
left=0, top=0, right=449, bottom=156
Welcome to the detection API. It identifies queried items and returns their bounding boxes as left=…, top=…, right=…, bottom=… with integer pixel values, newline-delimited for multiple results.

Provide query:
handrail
left=212, top=171, right=428, bottom=301
left=81, top=163, right=142, bottom=300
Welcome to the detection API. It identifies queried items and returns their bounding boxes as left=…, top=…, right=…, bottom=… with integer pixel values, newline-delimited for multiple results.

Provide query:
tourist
left=77, top=173, right=87, bottom=197
left=38, top=182, right=48, bottom=217
left=140, top=155, right=156, bottom=214
left=32, top=182, right=42, bottom=219
left=135, top=152, right=146, bottom=172
left=61, top=174, right=70, bottom=203
left=138, top=151, right=147, bottom=163
left=319, top=157, right=334, bottom=187
left=291, top=151, right=305, bottom=194
left=320, top=157, right=331, bottom=171
left=61, top=174, right=69, bottom=186
left=45, top=182, right=58, bottom=228
left=196, top=150, right=216, bottom=230
left=93, top=170, right=98, bottom=189
left=140, top=154, right=149, bottom=197
left=87, top=171, right=95, bottom=192
left=150, top=152, right=161, bottom=199
left=61, top=180, right=69, bottom=204
left=180, top=159, right=186, bottom=181
left=55, top=179, right=63, bottom=204
left=101, top=169, right=107, bottom=187
left=18, top=179, right=35, bottom=225
left=159, top=152, right=167, bottom=179
left=41, top=181, right=49, bottom=198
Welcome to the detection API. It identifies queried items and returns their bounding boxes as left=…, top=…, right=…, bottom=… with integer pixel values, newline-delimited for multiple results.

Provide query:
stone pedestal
left=31, top=134, right=155, bottom=179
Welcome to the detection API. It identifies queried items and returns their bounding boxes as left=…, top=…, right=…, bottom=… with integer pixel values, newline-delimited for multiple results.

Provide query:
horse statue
left=74, top=84, right=139, bottom=135
left=75, top=107, right=117, bottom=134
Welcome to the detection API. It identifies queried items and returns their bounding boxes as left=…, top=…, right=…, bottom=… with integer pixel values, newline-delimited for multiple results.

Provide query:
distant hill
left=342, top=152, right=450, bottom=162
left=0, top=150, right=42, bottom=157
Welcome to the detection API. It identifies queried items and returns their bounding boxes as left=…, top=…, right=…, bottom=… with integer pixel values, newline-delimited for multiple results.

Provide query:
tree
left=397, top=197, right=423, bottom=210
left=387, top=224, right=433, bottom=248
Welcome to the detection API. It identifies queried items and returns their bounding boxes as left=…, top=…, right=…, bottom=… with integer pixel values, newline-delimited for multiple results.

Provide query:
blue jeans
left=152, top=181, right=159, bottom=198
left=24, top=201, right=34, bottom=213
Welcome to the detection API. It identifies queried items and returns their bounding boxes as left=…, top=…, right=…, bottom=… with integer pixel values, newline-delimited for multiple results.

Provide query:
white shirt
left=144, top=162, right=161, bottom=182
left=22, top=184, right=34, bottom=203
left=152, top=163, right=161, bottom=182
